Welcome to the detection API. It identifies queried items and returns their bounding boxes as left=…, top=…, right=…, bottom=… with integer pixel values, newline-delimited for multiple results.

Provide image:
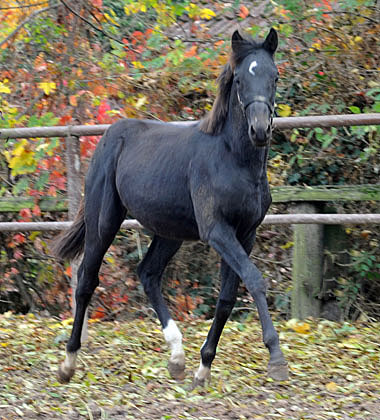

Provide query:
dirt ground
left=1, top=313, right=380, bottom=420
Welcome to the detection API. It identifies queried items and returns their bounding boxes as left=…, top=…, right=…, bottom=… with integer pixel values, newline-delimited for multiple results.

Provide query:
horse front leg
left=193, top=261, right=240, bottom=387
left=193, top=231, right=256, bottom=387
left=206, top=223, right=289, bottom=381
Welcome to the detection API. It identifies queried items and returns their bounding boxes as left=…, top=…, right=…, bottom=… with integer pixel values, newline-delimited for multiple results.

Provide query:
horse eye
left=235, top=78, right=240, bottom=85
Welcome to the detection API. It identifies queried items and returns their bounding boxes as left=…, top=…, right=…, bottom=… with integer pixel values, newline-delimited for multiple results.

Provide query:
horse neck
left=223, top=88, right=269, bottom=181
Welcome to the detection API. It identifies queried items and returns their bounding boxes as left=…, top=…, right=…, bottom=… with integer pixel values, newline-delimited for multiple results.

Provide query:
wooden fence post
left=291, top=203, right=323, bottom=319
left=65, top=134, right=88, bottom=341
left=320, top=205, right=350, bottom=321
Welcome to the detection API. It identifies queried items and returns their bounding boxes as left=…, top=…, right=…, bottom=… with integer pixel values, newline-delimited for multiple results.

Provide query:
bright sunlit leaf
left=0, top=80, right=11, bottom=93
left=38, top=82, right=57, bottom=95
left=199, top=8, right=216, bottom=20
left=277, top=104, right=292, bottom=117
left=286, top=319, right=311, bottom=334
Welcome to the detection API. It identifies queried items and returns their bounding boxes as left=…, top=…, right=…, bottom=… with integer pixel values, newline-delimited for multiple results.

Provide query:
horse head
left=232, top=28, right=278, bottom=147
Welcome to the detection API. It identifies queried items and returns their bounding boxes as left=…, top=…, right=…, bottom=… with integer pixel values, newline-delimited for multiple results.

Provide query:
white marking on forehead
left=249, top=60, right=258, bottom=75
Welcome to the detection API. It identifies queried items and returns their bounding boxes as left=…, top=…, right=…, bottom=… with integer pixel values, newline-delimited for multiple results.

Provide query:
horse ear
left=263, top=28, right=278, bottom=54
left=231, top=30, right=244, bottom=52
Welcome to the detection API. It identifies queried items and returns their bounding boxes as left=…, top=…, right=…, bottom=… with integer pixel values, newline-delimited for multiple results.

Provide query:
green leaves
left=349, top=106, right=361, bottom=114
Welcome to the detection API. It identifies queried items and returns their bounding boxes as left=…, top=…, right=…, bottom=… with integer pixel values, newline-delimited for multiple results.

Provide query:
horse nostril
left=250, top=125, right=256, bottom=139
left=266, top=124, right=271, bottom=134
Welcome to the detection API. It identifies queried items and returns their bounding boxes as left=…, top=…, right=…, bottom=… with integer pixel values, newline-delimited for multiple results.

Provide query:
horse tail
left=51, top=199, right=85, bottom=261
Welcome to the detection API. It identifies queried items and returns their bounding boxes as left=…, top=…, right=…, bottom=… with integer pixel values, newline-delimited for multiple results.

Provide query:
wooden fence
left=1, top=113, right=379, bottom=320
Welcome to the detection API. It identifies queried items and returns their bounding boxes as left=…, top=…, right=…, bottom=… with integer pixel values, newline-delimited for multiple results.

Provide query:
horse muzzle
left=246, top=101, right=273, bottom=148
left=245, top=100, right=273, bottom=147
left=248, top=122, right=272, bottom=147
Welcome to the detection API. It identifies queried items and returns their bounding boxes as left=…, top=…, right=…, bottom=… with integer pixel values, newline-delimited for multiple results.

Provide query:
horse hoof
left=191, top=376, right=206, bottom=390
left=191, top=372, right=210, bottom=390
left=267, top=362, right=289, bottom=381
left=57, top=364, right=75, bottom=384
left=168, top=360, right=186, bottom=381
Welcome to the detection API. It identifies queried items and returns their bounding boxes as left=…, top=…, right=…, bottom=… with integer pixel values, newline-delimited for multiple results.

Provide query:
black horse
left=53, top=28, right=289, bottom=386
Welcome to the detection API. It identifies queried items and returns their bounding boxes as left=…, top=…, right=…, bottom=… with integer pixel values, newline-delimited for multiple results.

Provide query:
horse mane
left=199, top=35, right=261, bottom=135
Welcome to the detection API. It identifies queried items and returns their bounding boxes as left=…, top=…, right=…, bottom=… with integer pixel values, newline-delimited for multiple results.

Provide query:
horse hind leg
left=58, top=186, right=126, bottom=384
left=137, top=236, right=185, bottom=380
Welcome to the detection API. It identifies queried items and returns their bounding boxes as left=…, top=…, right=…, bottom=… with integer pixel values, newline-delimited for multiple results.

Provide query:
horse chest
left=222, top=183, right=269, bottom=225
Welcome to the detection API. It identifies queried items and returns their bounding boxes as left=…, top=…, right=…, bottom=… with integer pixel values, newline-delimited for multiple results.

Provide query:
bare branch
left=59, top=0, right=125, bottom=46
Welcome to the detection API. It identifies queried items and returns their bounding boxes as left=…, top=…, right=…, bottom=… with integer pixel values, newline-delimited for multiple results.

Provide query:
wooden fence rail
left=0, top=213, right=380, bottom=232
left=1, top=113, right=380, bottom=139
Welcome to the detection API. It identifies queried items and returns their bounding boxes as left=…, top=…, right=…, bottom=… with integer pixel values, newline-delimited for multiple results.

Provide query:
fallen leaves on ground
left=0, top=313, right=379, bottom=419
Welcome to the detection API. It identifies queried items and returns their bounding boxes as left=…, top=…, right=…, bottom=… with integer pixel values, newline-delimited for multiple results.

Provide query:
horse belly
left=117, top=178, right=199, bottom=240
left=132, top=202, right=199, bottom=240
left=144, top=214, right=200, bottom=241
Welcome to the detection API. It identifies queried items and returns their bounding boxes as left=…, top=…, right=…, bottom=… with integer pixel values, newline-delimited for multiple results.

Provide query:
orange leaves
left=0, top=0, right=48, bottom=46
left=239, top=5, right=249, bottom=19
left=68, top=90, right=92, bottom=108
left=69, top=95, right=77, bottom=107
left=171, top=294, right=204, bottom=321
left=184, top=45, right=198, bottom=58
left=64, top=266, right=72, bottom=278
left=177, top=295, right=196, bottom=312
left=34, top=54, right=47, bottom=72
left=274, top=7, right=290, bottom=20
left=88, top=82, right=107, bottom=97
left=92, top=306, right=106, bottom=320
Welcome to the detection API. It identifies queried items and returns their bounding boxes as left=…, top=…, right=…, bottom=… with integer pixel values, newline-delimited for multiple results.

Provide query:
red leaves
left=92, top=0, right=103, bottom=8
left=96, top=101, right=111, bottom=123
left=32, top=204, right=41, bottom=217
left=8, top=233, right=26, bottom=248
left=19, top=208, right=32, bottom=221
left=49, top=170, right=66, bottom=191
left=81, top=136, right=100, bottom=158
left=316, top=0, right=333, bottom=11
left=131, top=31, right=144, bottom=44
left=59, top=114, right=72, bottom=125
left=314, top=0, right=333, bottom=19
